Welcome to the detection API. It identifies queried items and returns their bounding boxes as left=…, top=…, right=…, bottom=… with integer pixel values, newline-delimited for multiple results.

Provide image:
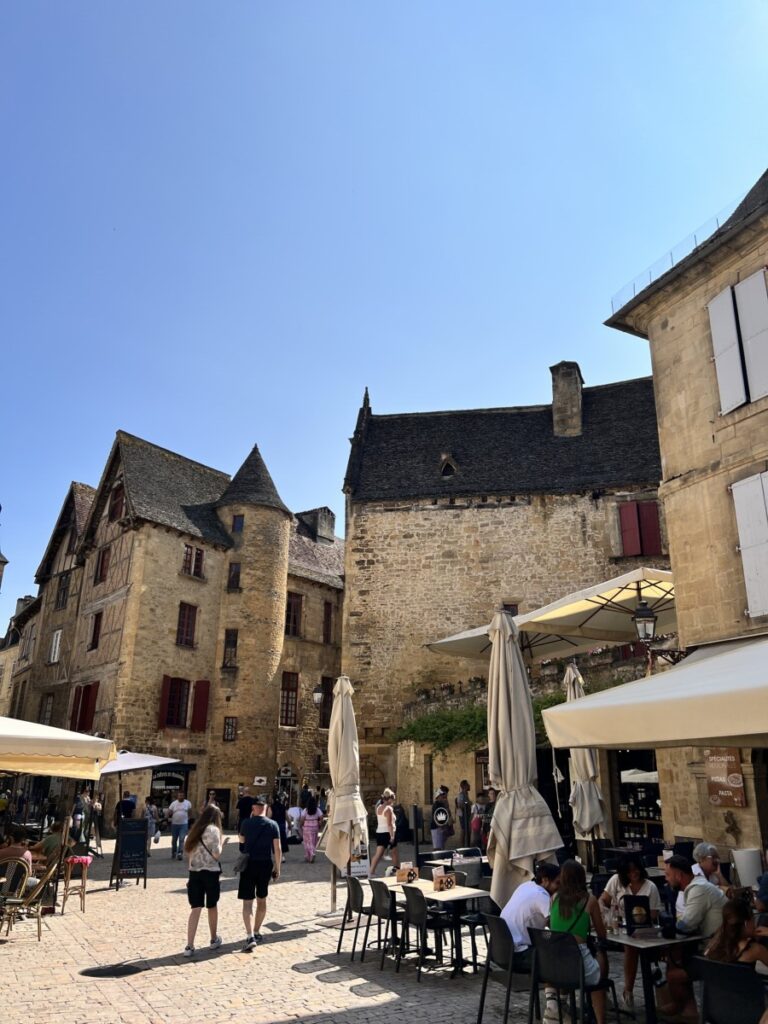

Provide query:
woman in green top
left=548, top=860, right=608, bottom=1024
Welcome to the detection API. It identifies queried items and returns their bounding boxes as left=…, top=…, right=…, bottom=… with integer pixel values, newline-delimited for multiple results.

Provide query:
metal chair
left=362, top=879, right=405, bottom=969
left=0, top=857, right=31, bottom=905
left=527, top=928, right=620, bottom=1024
left=336, top=876, right=373, bottom=960
left=395, top=883, right=454, bottom=981
left=1, top=860, right=59, bottom=941
left=589, top=872, right=612, bottom=898
left=453, top=846, right=483, bottom=859
left=477, top=912, right=523, bottom=1024
left=694, top=956, right=765, bottom=1024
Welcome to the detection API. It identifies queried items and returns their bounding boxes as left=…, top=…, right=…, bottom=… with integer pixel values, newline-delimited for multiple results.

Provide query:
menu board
left=704, top=747, right=745, bottom=807
left=111, top=818, right=148, bottom=888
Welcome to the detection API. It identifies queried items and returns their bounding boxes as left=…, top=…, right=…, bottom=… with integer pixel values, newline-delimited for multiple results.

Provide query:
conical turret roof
left=215, top=445, right=290, bottom=515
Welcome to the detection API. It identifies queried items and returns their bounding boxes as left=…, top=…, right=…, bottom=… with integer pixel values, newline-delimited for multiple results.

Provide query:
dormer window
left=440, top=456, right=457, bottom=479
left=108, top=483, right=125, bottom=523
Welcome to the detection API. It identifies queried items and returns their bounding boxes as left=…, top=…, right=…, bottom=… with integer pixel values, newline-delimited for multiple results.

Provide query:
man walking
left=455, top=779, right=471, bottom=847
left=238, top=796, right=282, bottom=951
left=168, top=789, right=192, bottom=861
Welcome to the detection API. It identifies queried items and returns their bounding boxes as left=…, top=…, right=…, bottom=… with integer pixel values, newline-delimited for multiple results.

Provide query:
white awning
left=0, top=717, right=117, bottom=780
left=542, top=636, right=768, bottom=749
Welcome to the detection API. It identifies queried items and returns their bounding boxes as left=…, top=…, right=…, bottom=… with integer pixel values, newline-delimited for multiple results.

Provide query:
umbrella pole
left=330, top=863, right=337, bottom=913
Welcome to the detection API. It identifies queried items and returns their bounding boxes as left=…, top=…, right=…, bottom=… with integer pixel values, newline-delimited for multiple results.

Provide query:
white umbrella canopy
left=325, top=676, right=369, bottom=872
left=562, top=665, right=605, bottom=836
left=100, top=750, right=181, bottom=776
left=487, top=611, right=562, bottom=908
left=0, top=716, right=117, bottom=781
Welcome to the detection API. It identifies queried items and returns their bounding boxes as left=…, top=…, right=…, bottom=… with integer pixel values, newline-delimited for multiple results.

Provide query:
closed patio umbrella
left=487, top=611, right=562, bottom=908
left=562, top=665, right=604, bottom=836
left=325, top=676, right=368, bottom=874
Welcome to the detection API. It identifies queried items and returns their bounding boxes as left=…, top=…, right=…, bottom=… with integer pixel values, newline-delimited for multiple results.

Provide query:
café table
left=606, top=927, right=703, bottom=1024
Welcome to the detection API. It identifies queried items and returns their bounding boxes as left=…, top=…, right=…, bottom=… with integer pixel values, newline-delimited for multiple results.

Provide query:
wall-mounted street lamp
left=312, top=683, right=324, bottom=707
left=632, top=599, right=658, bottom=642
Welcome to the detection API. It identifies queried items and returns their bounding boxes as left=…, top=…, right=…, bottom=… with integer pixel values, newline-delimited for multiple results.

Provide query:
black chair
left=604, top=857, right=619, bottom=874
left=694, top=956, right=766, bottom=1024
left=589, top=872, right=612, bottom=899
left=362, top=879, right=405, bottom=969
left=336, top=876, right=373, bottom=961
left=454, top=846, right=483, bottom=859
left=395, top=884, right=454, bottom=981
left=673, top=840, right=694, bottom=862
left=477, top=912, right=529, bottom=1024
left=527, top=928, right=620, bottom=1024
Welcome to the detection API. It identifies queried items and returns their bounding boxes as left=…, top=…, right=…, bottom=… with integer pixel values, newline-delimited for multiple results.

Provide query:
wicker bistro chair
left=477, top=912, right=533, bottom=1024
left=395, top=883, right=455, bottom=981
left=0, top=857, right=31, bottom=904
left=362, top=879, right=406, bottom=970
left=527, top=928, right=620, bottom=1024
left=336, top=876, right=373, bottom=961
left=1, top=860, right=59, bottom=941
left=694, top=957, right=766, bottom=1024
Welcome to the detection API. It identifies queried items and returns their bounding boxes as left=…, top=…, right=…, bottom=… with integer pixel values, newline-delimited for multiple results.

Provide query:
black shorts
left=187, top=869, right=221, bottom=908
left=238, top=860, right=273, bottom=901
left=375, top=831, right=397, bottom=849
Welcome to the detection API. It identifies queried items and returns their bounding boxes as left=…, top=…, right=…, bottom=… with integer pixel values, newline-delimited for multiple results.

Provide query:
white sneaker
left=543, top=1002, right=569, bottom=1023
left=209, top=936, right=222, bottom=950
left=183, top=946, right=195, bottom=958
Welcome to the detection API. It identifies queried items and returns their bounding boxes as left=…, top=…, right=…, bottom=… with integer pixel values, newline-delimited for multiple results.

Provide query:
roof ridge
left=116, top=430, right=230, bottom=479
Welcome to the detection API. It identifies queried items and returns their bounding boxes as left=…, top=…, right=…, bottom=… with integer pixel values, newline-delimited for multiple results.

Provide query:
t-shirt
left=236, top=796, right=255, bottom=822
left=604, top=874, right=661, bottom=914
left=188, top=824, right=222, bottom=872
left=168, top=799, right=192, bottom=826
left=0, top=845, right=33, bottom=868
left=119, top=798, right=135, bottom=818
left=501, top=880, right=551, bottom=951
left=240, top=815, right=281, bottom=862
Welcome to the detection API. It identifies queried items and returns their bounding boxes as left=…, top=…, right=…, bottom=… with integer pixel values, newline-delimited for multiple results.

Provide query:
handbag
left=232, top=851, right=249, bottom=874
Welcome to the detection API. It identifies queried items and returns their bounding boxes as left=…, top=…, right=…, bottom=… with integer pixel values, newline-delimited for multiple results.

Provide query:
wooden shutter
left=70, top=686, right=83, bottom=731
left=732, top=472, right=768, bottom=617
left=190, top=680, right=210, bottom=732
left=158, top=675, right=172, bottom=729
left=619, top=502, right=642, bottom=556
left=708, top=287, right=747, bottom=414
left=80, top=681, right=100, bottom=732
left=735, top=269, right=768, bottom=403
left=638, top=501, right=662, bottom=556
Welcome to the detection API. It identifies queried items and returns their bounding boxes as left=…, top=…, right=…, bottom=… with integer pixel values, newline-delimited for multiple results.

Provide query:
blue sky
left=2, top=3, right=768, bottom=624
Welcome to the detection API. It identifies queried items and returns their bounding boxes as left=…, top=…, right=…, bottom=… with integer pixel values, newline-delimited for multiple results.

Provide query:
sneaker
left=177, top=854, right=183, bottom=861
left=183, top=946, right=195, bottom=958
left=543, top=1002, right=569, bottom=1023
left=242, top=935, right=257, bottom=952
left=383, top=854, right=392, bottom=861
left=209, top=935, right=222, bottom=950
left=252, top=933, right=264, bottom=945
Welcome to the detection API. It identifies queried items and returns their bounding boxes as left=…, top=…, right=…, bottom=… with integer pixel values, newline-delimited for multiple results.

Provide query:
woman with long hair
left=299, top=794, right=324, bottom=863
left=548, top=860, right=608, bottom=1024
left=182, top=804, right=228, bottom=957
left=705, top=898, right=768, bottom=968
left=369, top=788, right=400, bottom=876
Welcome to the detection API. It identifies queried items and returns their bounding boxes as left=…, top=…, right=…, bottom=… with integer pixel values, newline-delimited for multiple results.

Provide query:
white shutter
left=735, top=269, right=768, bottom=403
left=732, top=472, right=768, bottom=617
left=708, top=287, right=747, bottom=414
left=50, top=629, right=62, bottom=664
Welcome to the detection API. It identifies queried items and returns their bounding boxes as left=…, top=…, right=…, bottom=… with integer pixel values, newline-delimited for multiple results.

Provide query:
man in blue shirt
left=238, top=796, right=281, bottom=951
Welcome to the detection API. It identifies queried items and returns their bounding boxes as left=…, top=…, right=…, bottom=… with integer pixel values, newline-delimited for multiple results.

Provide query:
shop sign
left=704, top=747, right=745, bottom=807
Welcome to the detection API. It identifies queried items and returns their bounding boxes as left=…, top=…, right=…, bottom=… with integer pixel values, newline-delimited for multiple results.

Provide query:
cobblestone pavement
left=4, top=836, right=645, bottom=1024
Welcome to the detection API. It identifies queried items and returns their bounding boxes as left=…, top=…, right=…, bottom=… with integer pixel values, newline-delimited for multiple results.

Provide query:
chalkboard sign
left=111, top=818, right=148, bottom=889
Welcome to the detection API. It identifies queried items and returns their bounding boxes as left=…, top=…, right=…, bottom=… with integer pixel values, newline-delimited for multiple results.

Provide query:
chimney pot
left=550, top=361, right=584, bottom=437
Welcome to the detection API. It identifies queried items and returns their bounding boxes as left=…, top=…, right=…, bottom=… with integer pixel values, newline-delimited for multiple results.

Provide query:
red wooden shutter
left=619, top=502, right=641, bottom=556
left=80, top=681, right=100, bottom=732
left=638, top=501, right=662, bottom=556
left=190, top=679, right=210, bottom=732
left=158, top=675, right=172, bottom=729
left=70, top=686, right=83, bottom=730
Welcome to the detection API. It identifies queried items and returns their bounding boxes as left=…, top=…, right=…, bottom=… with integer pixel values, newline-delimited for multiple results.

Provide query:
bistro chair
left=395, top=883, right=454, bottom=981
left=0, top=857, right=31, bottom=905
left=1, top=859, right=59, bottom=941
left=672, top=840, right=695, bottom=862
left=694, top=957, right=765, bottom=1024
left=453, top=847, right=484, bottom=860
left=336, top=877, right=373, bottom=961
left=361, top=879, right=405, bottom=970
left=527, top=928, right=620, bottom=1024
left=476, top=911, right=525, bottom=1024
left=589, top=872, right=612, bottom=899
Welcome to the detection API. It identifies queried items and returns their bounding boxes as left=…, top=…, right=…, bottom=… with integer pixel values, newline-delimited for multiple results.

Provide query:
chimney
left=296, top=507, right=336, bottom=544
left=550, top=361, right=584, bottom=437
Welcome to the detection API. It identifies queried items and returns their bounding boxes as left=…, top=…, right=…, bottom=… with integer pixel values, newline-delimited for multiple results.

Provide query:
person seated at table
left=0, top=826, right=37, bottom=889
left=28, top=815, right=74, bottom=865
left=704, top=897, right=768, bottom=969
left=675, top=842, right=725, bottom=917
left=501, top=861, right=560, bottom=971
left=547, top=859, right=608, bottom=1024
left=599, top=853, right=661, bottom=1010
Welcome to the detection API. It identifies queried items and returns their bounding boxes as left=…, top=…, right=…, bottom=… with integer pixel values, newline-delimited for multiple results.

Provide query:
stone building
left=342, top=364, right=669, bottom=809
left=606, top=167, right=768, bottom=849
left=7, top=432, right=343, bottom=824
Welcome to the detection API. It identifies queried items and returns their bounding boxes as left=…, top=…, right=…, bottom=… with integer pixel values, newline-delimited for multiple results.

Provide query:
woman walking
left=270, top=791, right=289, bottom=855
left=182, top=804, right=228, bottom=957
left=299, top=794, right=324, bottom=862
left=144, top=795, right=159, bottom=856
left=369, top=788, right=400, bottom=876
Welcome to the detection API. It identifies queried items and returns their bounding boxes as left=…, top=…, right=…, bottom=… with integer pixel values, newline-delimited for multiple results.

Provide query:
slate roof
left=289, top=520, right=345, bottom=590
left=36, top=482, right=96, bottom=583
left=345, top=376, right=660, bottom=502
left=215, top=444, right=290, bottom=515
left=607, top=168, right=768, bottom=335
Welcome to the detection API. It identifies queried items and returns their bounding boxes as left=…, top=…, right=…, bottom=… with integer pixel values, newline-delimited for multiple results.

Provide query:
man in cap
left=237, top=796, right=282, bottom=951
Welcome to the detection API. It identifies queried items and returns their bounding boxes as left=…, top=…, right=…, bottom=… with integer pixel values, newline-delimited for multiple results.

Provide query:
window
left=232, top=514, right=244, bottom=533
left=502, top=602, right=519, bottom=617
left=280, top=672, right=299, bottom=726
left=223, top=716, right=238, bottom=742
left=618, top=501, right=662, bottom=557
left=69, top=681, right=99, bottom=732
left=94, top=545, right=110, bottom=584
left=160, top=677, right=190, bottom=728
left=323, top=601, right=333, bottom=645
left=319, top=676, right=334, bottom=729
left=49, top=629, right=62, bottom=664
left=223, top=629, right=238, bottom=668
left=89, top=612, right=103, bottom=651
left=176, top=603, right=197, bottom=647
left=108, top=483, right=125, bottom=522
left=55, top=572, right=71, bottom=610
left=38, top=693, right=54, bottom=726
left=227, top=562, right=241, bottom=590
left=285, top=592, right=302, bottom=637
left=732, top=471, right=768, bottom=617
left=708, top=269, right=768, bottom=415
left=181, top=545, right=204, bottom=578
left=20, top=622, right=36, bottom=661
left=182, top=544, right=193, bottom=575
left=193, top=548, right=204, bottom=578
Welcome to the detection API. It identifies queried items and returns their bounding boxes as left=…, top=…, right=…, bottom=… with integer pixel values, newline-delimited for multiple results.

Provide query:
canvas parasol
left=325, top=676, right=368, bottom=875
left=487, top=610, right=562, bottom=908
left=562, top=664, right=604, bottom=836
left=0, top=716, right=116, bottom=780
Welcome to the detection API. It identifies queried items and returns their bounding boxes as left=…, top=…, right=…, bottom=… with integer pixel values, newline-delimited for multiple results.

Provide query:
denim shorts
left=579, top=942, right=602, bottom=987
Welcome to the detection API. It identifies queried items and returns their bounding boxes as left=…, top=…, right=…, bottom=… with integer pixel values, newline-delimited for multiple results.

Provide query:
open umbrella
left=562, top=665, right=604, bottom=836
left=100, top=750, right=181, bottom=809
left=487, top=611, right=562, bottom=908
left=325, top=676, right=368, bottom=876
left=0, top=716, right=116, bottom=780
